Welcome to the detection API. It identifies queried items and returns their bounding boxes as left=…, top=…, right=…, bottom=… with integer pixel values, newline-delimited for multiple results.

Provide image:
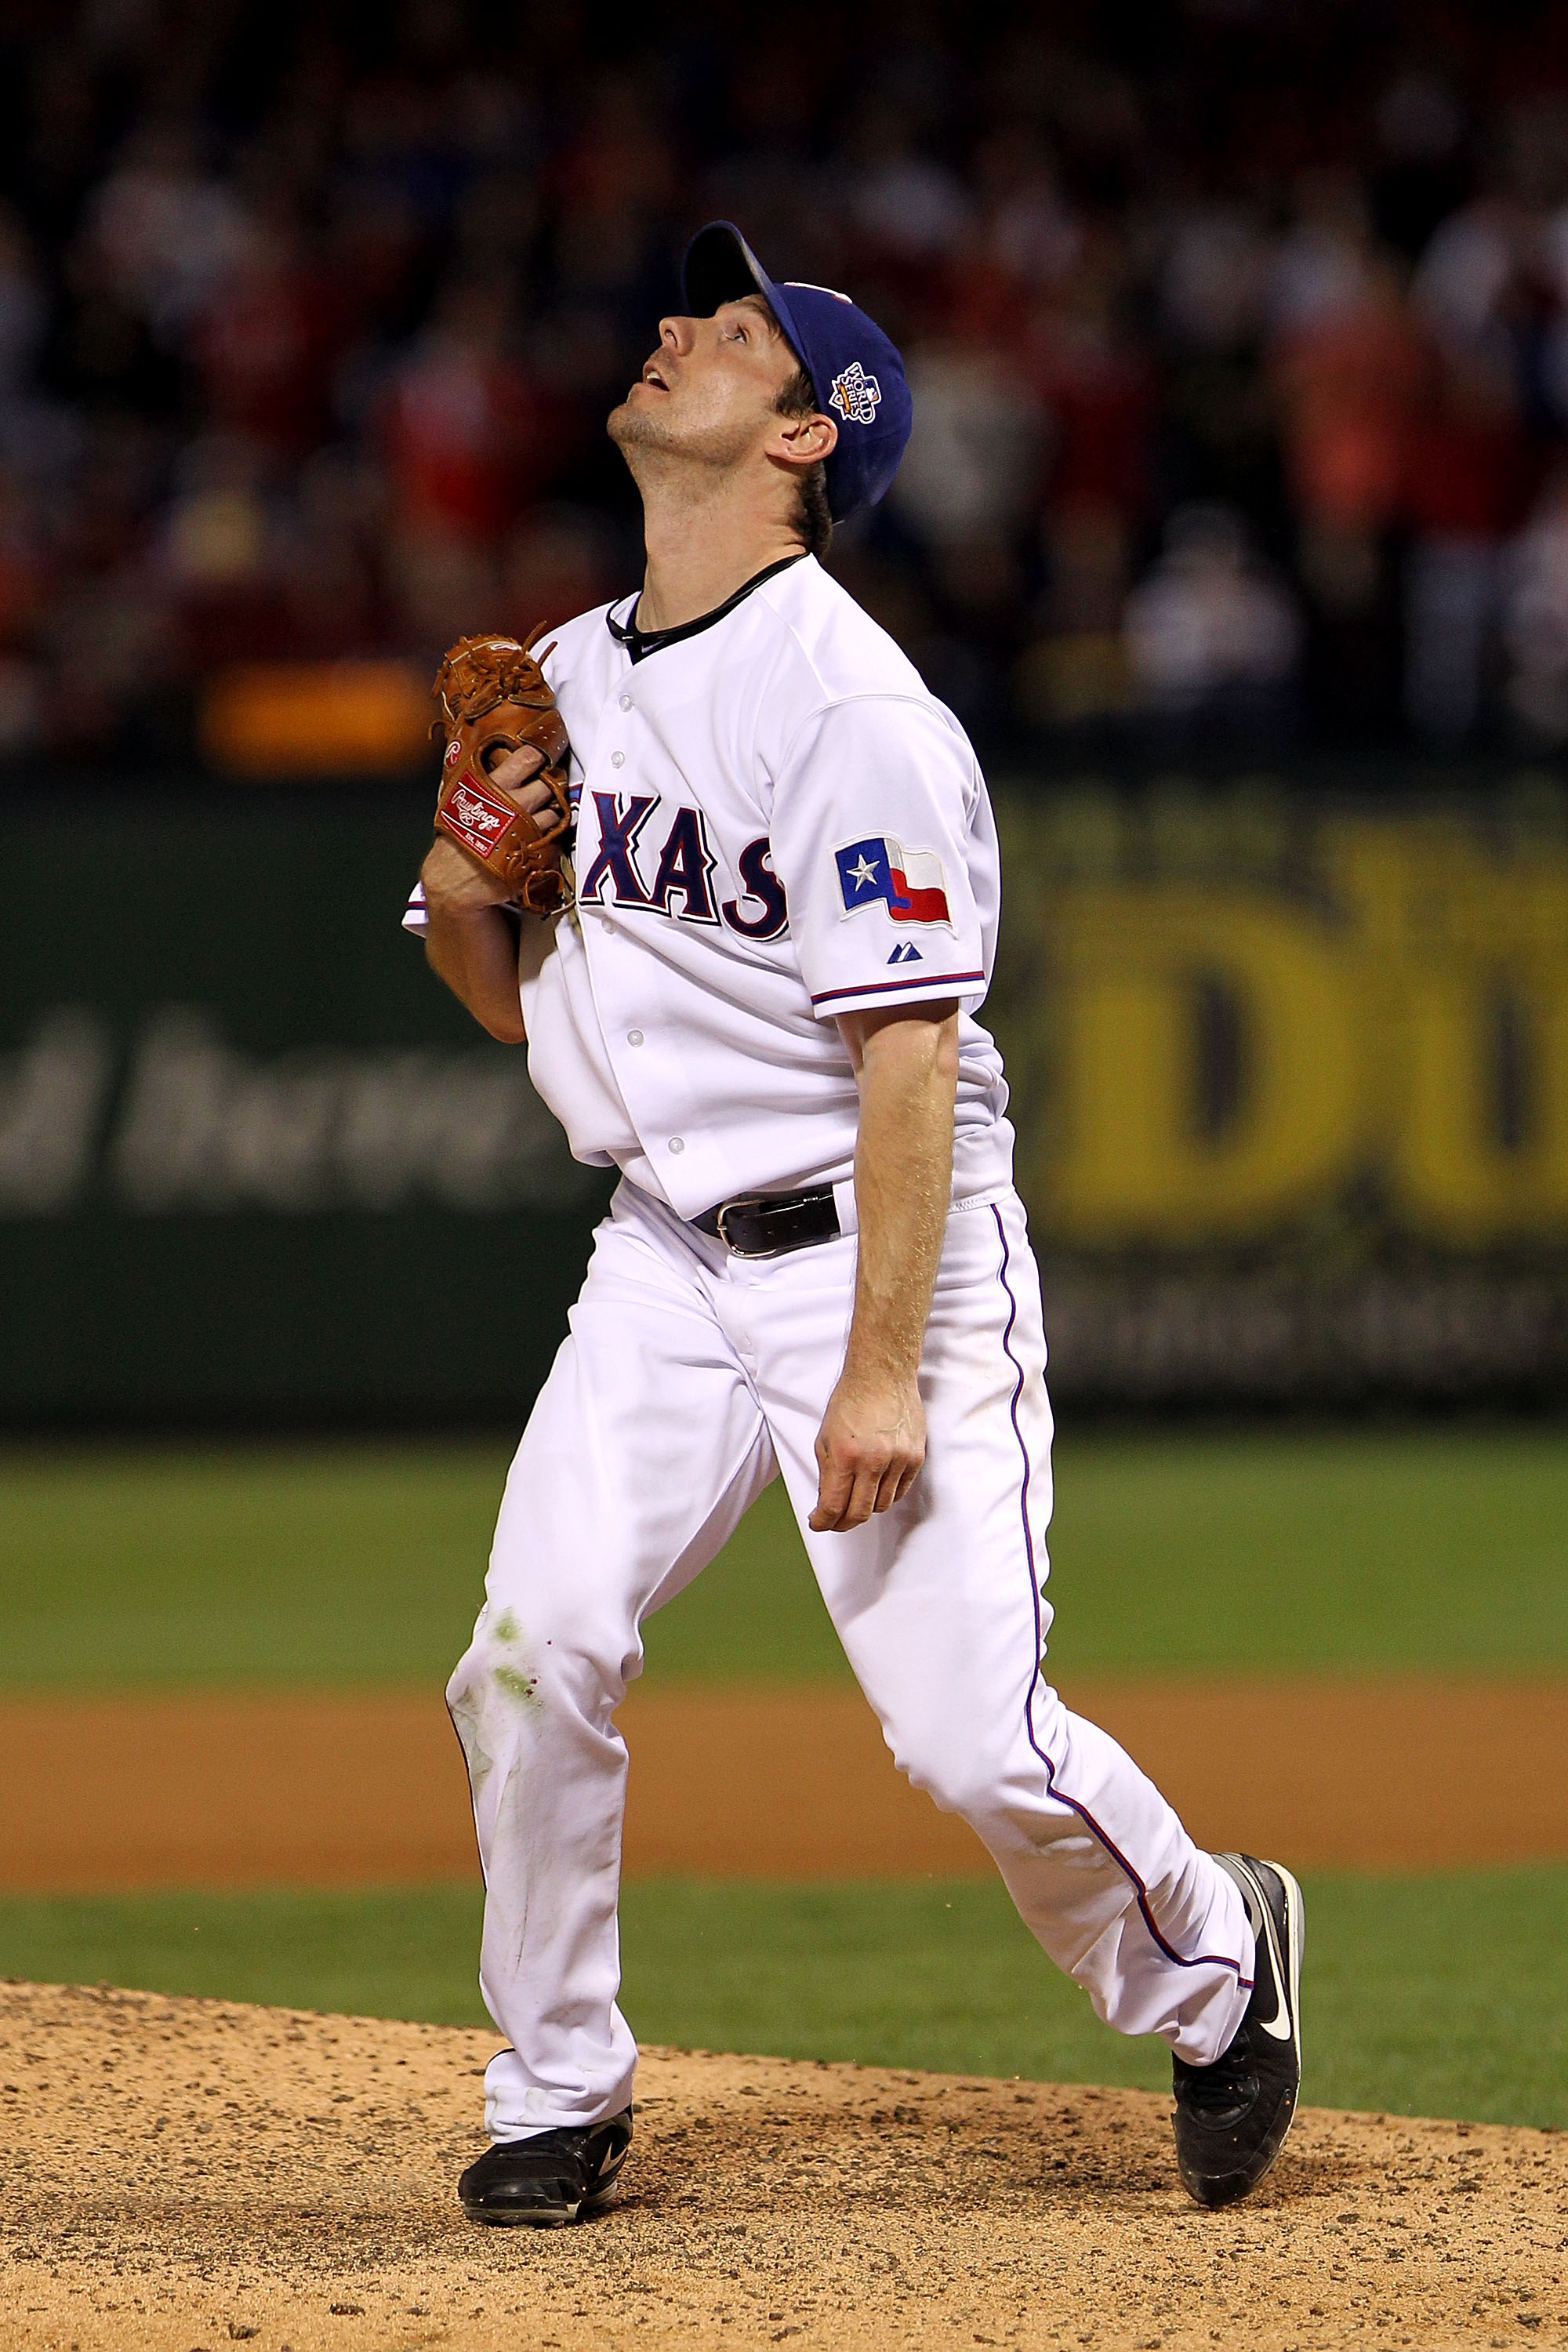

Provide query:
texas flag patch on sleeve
left=834, top=836, right=953, bottom=927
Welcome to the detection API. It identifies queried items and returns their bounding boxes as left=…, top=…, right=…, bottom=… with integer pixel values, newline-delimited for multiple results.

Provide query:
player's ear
left=769, top=408, right=838, bottom=470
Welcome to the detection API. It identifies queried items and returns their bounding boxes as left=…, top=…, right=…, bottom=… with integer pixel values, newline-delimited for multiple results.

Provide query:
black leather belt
left=692, top=1186, right=840, bottom=1259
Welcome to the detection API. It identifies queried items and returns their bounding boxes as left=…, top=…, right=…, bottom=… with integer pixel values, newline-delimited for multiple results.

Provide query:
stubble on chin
left=608, top=395, right=760, bottom=479
left=607, top=398, right=667, bottom=456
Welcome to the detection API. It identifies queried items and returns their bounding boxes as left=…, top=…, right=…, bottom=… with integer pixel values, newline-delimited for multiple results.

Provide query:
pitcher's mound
left=2, top=1984, right=1559, bottom=2351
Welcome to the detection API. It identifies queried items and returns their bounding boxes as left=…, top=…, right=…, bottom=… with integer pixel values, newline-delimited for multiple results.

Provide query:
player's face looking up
left=608, top=296, right=837, bottom=505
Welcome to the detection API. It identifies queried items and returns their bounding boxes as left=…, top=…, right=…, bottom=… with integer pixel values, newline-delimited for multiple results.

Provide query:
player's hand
left=808, top=1368, right=926, bottom=1532
left=487, top=742, right=550, bottom=801
left=421, top=745, right=552, bottom=913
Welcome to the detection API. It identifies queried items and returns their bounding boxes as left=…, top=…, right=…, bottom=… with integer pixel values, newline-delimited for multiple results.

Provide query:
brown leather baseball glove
left=431, top=626, right=573, bottom=914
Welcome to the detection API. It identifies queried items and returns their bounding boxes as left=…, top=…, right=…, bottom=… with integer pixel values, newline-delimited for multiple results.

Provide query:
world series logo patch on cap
left=829, top=361, right=881, bottom=426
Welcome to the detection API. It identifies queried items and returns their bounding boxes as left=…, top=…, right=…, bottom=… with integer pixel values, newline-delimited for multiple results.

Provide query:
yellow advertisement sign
left=992, top=793, right=1568, bottom=1250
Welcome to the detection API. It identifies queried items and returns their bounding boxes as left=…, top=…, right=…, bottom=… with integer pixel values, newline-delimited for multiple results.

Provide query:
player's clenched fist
left=426, top=627, right=574, bottom=913
left=809, top=1368, right=927, bottom=1531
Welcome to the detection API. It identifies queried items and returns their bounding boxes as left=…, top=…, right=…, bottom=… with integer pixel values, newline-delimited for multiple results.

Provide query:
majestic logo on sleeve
left=829, top=361, right=881, bottom=426
left=835, top=837, right=953, bottom=927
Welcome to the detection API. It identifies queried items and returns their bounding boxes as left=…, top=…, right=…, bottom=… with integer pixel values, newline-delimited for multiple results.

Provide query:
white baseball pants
left=446, top=1179, right=1254, bottom=2141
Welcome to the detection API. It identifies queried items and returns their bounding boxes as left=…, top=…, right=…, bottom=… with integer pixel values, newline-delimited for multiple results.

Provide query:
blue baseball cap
left=681, top=220, right=913, bottom=524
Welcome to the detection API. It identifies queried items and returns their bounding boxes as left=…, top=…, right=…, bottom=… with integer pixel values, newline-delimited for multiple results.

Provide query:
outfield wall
left=4, top=775, right=1567, bottom=1421
left=1, top=787, right=611, bottom=1425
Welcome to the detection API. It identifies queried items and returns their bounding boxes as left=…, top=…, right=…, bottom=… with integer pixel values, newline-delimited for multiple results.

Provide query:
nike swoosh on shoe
left=1255, top=1907, right=1294, bottom=2038
left=1242, top=1860, right=1295, bottom=2042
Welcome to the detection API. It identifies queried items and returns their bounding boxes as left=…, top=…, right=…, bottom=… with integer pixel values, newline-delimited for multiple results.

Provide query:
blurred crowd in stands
left=4, top=0, right=1568, bottom=767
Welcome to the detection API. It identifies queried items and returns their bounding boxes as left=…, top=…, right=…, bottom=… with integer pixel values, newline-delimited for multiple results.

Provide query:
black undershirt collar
left=605, top=551, right=808, bottom=665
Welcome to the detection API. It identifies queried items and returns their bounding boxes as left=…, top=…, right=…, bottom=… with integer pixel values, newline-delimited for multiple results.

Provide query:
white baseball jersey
left=406, top=553, right=1014, bottom=1218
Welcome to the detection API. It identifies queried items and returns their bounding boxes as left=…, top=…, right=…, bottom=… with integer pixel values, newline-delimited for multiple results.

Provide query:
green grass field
left=1, top=1870, right=1560, bottom=2129
left=2, top=1432, right=1564, bottom=2126
left=2, top=1427, right=1566, bottom=1686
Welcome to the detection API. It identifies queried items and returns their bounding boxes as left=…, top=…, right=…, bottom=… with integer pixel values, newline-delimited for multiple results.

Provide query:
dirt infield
left=0, top=1676, right=1565, bottom=1889
left=1, top=1984, right=1563, bottom=2352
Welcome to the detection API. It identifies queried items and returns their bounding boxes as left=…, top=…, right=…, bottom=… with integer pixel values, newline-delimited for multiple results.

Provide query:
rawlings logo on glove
left=448, top=782, right=509, bottom=840
left=431, top=626, right=574, bottom=914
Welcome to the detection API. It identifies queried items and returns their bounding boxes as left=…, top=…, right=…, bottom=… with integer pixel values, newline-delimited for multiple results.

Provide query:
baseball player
left=407, top=222, right=1304, bottom=2226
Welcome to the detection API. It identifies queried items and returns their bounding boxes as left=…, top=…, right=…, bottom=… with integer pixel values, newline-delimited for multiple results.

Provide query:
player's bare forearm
left=843, top=1004, right=957, bottom=1379
left=421, top=862, right=528, bottom=1042
left=419, top=744, right=555, bottom=1044
left=809, top=1001, right=959, bottom=1533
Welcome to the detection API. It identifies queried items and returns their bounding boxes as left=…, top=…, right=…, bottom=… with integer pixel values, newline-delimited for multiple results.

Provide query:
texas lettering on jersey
left=577, top=791, right=789, bottom=941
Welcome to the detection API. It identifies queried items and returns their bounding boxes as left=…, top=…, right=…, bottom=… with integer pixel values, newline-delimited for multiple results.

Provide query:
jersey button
left=611, top=750, right=625, bottom=768
left=619, top=694, right=633, bottom=711
left=668, top=1137, right=684, bottom=1154
left=626, top=1029, right=644, bottom=1047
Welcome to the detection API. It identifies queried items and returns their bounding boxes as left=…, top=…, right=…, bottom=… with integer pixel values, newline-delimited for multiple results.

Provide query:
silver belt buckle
left=714, top=1198, right=767, bottom=1258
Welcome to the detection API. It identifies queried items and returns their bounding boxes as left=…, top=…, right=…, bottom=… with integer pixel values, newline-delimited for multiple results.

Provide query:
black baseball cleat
left=1171, top=1853, right=1304, bottom=2209
left=457, top=2108, right=633, bottom=2227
